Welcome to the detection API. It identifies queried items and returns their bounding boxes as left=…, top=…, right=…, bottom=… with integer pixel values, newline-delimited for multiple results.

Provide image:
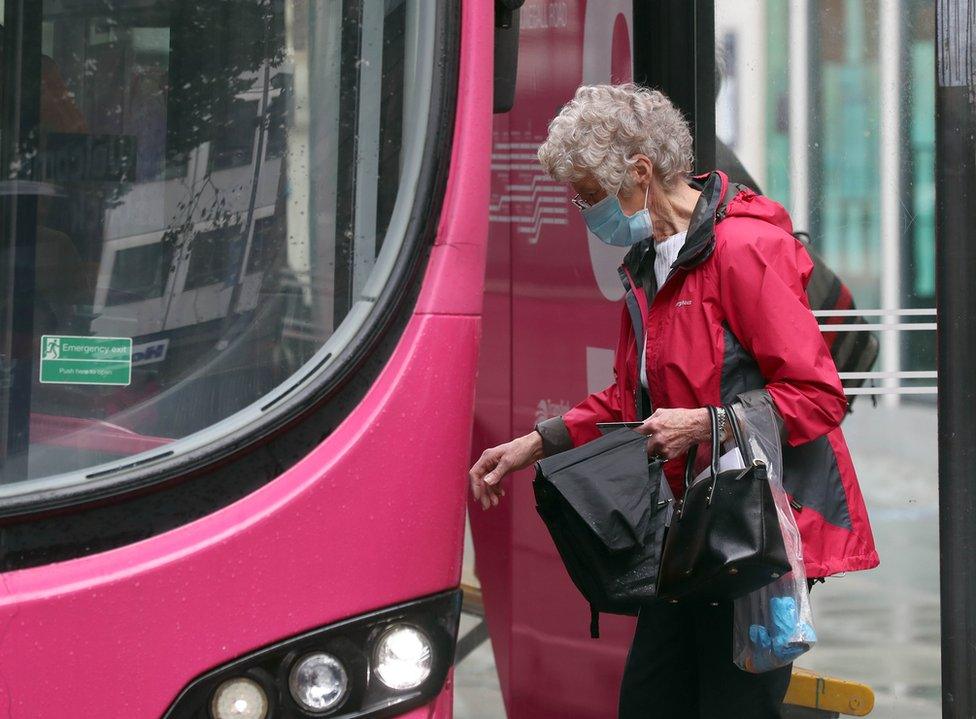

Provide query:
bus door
left=472, top=2, right=645, bottom=717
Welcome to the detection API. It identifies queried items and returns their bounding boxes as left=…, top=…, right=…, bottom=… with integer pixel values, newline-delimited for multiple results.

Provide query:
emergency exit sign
left=39, top=336, right=132, bottom=386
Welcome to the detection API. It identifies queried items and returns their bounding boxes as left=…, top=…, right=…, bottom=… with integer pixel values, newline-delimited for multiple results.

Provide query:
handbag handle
left=676, top=405, right=766, bottom=517
left=683, top=405, right=722, bottom=490
left=724, top=402, right=753, bottom=465
left=725, top=403, right=769, bottom=477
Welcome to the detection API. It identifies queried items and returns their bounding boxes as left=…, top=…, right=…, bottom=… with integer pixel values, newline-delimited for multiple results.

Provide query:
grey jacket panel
left=735, top=388, right=788, bottom=443
left=720, top=324, right=766, bottom=408
left=782, top=437, right=852, bottom=530
left=733, top=388, right=851, bottom=530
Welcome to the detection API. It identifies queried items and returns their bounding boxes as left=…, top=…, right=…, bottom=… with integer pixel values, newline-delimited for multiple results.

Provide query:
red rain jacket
left=536, top=171, right=878, bottom=578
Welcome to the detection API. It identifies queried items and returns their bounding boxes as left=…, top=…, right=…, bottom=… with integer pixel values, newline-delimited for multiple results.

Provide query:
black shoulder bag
left=533, top=428, right=670, bottom=637
left=657, top=405, right=790, bottom=602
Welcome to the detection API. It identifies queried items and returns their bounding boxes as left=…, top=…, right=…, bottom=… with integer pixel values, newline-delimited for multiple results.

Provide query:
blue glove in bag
left=744, top=597, right=818, bottom=673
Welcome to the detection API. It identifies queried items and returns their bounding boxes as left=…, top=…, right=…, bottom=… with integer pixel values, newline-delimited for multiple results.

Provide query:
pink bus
left=0, top=0, right=489, bottom=716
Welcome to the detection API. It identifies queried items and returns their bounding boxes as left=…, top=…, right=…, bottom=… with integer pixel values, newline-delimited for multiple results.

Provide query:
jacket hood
left=620, top=170, right=726, bottom=281
left=721, top=183, right=795, bottom=236
left=620, top=170, right=795, bottom=283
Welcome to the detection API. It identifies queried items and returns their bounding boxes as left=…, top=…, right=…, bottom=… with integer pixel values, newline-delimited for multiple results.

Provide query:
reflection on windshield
left=0, top=0, right=414, bottom=484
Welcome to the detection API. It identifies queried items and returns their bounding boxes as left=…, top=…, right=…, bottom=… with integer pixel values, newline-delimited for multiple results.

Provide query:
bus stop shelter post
left=935, top=1, right=976, bottom=716
left=632, top=0, right=715, bottom=172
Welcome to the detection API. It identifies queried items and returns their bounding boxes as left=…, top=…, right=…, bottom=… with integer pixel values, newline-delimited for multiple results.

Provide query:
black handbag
left=657, top=405, right=790, bottom=602
left=533, top=428, right=671, bottom=637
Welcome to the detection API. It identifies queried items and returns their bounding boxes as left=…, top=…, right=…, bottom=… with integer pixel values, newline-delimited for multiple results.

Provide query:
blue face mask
left=580, top=183, right=652, bottom=247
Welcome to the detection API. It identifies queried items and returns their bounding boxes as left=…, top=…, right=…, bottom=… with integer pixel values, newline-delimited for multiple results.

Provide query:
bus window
left=715, top=2, right=938, bottom=716
left=0, top=0, right=438, bottom=506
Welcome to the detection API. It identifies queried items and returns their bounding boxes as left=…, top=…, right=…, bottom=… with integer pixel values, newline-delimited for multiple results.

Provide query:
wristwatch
left=715, top=406, right=728, bottom=442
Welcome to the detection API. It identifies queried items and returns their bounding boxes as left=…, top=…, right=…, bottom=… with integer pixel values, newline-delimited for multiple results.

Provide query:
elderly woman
left=468, top=84, right=878, bottom=718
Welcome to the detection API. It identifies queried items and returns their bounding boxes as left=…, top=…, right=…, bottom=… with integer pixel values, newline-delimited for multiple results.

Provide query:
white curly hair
left=537, top=83, right=694, bottom=193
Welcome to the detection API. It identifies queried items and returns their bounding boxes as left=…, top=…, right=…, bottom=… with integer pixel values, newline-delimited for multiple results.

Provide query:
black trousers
left=617, top=599, right=793, bottom=719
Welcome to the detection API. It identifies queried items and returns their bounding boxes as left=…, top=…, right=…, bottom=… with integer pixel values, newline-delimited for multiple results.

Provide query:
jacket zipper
left=623, top=218, right=712, bottom=412
left=643, top=266, right=686, bottom=383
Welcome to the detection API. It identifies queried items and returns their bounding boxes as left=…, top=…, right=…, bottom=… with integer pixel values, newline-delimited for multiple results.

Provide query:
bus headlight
left=373, top=624, right=433, bottom=690
left=288, top=652, right=349, bottom=713
left=164, top=590, right=461, bottom=719
left=210, top=677, right=269, bottom=719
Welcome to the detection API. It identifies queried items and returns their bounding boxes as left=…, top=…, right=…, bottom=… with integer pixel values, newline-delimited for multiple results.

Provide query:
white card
left=691, top=446, right=746, bottom=486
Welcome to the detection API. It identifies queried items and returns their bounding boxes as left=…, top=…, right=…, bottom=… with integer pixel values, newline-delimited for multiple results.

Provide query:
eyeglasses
left=570, top=193, right=591, bottom=211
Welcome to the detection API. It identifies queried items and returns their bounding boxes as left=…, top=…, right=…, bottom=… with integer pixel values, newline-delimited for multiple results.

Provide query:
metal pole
left=632, top=0, right=715, bottom=171
left=788, top=0, right=810, bottom=233
left=879, top=0, right=903, bottom=408
left=935, top=1, right=976, bottom=716
left=694, top=0, right=716, bottom=172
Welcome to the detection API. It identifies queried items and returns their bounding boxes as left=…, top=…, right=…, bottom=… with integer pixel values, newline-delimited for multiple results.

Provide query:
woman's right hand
left=468, top=431, right=545, bottom=510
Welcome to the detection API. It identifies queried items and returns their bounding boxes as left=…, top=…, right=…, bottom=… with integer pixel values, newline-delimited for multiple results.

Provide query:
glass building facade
left=718, top=0, right=935, bottom=375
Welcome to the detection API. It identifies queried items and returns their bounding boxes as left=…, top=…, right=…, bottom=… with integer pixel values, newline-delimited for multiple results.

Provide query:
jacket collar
left=620, top=170, right=729, bottom=282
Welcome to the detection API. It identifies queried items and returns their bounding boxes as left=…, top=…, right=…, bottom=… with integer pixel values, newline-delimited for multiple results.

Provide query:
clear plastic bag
left=731, top=401, right=817, bottom=673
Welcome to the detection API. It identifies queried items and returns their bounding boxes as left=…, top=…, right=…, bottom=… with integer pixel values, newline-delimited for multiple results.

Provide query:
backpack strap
left=590, top=604, right=601, bottom=639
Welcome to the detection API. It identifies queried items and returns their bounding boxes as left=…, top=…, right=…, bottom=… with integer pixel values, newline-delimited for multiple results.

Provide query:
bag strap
left=683, top=443, right=698, bottom=489
left=724, top=403, right=754, bottom=465
left=589, top=604, right=600, bottom=639
left=683, top=406, right=721, bottom=490
left=708, top=405, right=720, bottom=474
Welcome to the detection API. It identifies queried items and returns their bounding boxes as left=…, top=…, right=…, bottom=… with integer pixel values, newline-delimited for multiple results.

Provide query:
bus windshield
left=0, top=0, right=434, bottom=496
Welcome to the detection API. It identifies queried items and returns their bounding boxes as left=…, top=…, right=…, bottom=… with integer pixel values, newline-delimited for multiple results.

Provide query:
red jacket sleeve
left=717, top=225, right=847, bottom=446
left=562, top=381, right=623, bottom=446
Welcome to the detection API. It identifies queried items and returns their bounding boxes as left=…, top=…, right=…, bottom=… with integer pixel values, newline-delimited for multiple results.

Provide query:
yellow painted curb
left=786, top=666, right=875, bottom=716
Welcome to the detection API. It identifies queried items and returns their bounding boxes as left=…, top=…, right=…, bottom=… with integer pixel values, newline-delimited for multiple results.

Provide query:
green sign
left=39, top=335, right=132, bottom=386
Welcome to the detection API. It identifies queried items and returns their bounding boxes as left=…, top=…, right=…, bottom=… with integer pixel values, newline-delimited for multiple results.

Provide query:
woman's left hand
left=636, top=407, right=711, bottom=460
